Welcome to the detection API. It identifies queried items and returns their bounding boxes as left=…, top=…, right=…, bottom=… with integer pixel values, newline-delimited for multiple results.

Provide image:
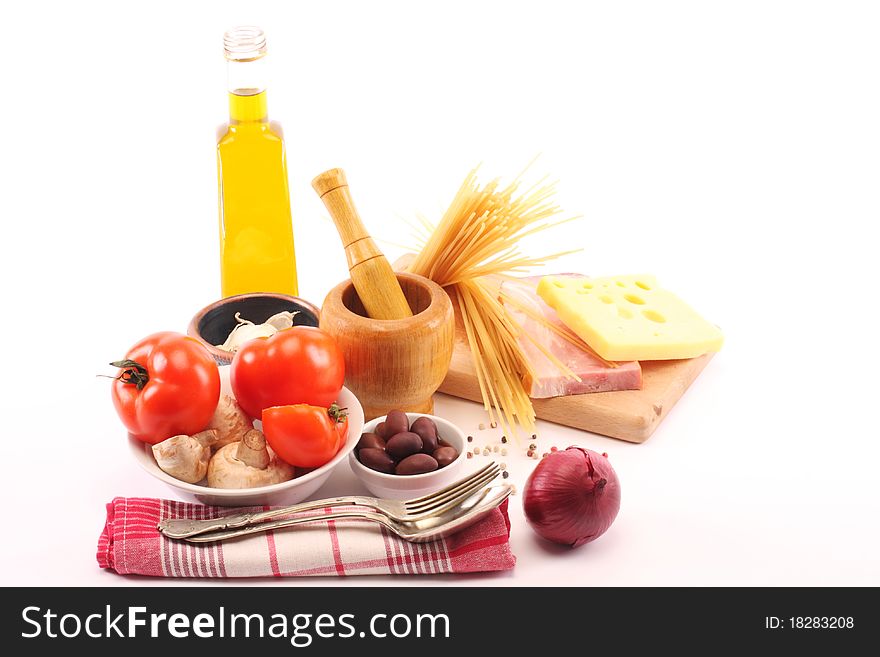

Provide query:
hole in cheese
left=636, top=280, right=652, bottom=290
left=624, top=294, right=646, bottom=305
left=618, top=307, right=634, bottom=319
left=600, top=295, right=614, bottom=304
left=643, top=309, right=666, bottom=323
left=616, top=281, right=626, bottom=287
left=553, top=280, right=565, bottom=288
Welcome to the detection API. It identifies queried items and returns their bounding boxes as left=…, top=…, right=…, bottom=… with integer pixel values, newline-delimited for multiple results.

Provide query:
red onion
left=523, top=446, right=620, bottom=547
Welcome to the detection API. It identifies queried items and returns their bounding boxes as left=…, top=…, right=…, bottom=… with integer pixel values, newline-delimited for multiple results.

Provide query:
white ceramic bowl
left=128, top=367, right=363, bottom=506
left=349, top=413, right=466, bottom=500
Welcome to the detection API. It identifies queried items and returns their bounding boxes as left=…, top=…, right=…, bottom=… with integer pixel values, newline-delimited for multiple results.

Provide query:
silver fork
left=158, top=462, right=501, bottom=539
left=184, top=484, right=514, bottom=544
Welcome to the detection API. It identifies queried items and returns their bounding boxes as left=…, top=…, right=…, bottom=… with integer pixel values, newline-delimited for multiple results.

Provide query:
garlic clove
left=216, top=323, right=247, bottom=351
left=236, top=323, right=279, bottom=341
left=264, top=310, right=298, bottom=331
left=216, top=322, right=278, bottom=353
left=214, top=311, right=300, bottom=353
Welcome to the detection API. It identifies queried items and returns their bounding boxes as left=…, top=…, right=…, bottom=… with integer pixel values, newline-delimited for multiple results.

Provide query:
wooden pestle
left=312, top=168, right=412, bottom=320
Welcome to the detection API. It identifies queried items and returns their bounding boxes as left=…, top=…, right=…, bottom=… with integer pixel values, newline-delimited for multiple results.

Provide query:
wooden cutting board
left=438, top=318, right=714, bottom=443
left=393, top=256, right=715, bottom=442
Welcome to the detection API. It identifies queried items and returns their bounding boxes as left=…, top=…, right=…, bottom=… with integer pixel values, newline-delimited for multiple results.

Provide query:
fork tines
left=404, top=462, right=502, bottom=516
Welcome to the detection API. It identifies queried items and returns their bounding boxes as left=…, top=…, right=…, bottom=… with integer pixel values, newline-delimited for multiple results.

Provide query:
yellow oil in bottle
left=218, top=27, right=297, bottom=297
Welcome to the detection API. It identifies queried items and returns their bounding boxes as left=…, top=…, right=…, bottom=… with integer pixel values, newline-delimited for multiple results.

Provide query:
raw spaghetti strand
left=408, top=166, right=579, bottom=435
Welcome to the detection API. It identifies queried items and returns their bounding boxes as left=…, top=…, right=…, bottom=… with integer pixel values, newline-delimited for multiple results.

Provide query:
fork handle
left=182, top=510, right=392, bottom=543
left=157, top=496, right=379, bottom=539
left=244, top=496, right=380, bottom=526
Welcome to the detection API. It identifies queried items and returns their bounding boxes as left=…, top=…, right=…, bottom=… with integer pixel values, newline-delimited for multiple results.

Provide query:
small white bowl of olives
left=349, top=411, right=466, bottom=500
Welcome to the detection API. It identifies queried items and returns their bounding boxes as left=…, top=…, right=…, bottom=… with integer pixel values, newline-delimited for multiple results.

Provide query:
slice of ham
left=501, top=275, right=642, bottom=398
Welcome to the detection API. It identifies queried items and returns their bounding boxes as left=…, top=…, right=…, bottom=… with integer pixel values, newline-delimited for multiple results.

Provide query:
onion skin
left=523, top=447, right=621, bottom=548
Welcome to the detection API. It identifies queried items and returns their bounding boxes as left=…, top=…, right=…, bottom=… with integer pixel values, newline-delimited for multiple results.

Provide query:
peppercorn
left=478, top=423, right=485, bottom=430
left=550, top=446, right=558, bottom=452
left=542, top=452, right=549, bottom=458
left=500, top=462, right=507, bottom=470
left=526, top=450, right=534, bottom=457
left=466, top=451, right=473, bottom=459
left=467, top=435, right=473, bottom=443
left=501, top=448, right=507, bottom=456
left=493, top=445, right=500, bottom=453
left=602, top=452, right=609, bottom=458
left=490, top=421, right=498, bottom=429
left=501, top=436, right=507, bottom=444
left=529, top=443, right=537, bottom=451
left=502, top=471, right=509, bottom=479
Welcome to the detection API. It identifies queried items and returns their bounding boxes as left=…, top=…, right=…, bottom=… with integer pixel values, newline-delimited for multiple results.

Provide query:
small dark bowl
left=188, top=293, right=320, bottom=365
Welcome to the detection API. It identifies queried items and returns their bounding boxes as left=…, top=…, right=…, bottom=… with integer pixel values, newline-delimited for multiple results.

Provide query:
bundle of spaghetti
left=408, top=166, right=578, bottom=434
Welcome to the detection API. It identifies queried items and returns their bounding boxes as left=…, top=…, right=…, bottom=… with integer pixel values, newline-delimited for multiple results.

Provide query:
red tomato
left=111, top=332, right=220, bottom=445
left=262, top=404, right=348, bottom=468
left=230, top=326, right=344, bottom=419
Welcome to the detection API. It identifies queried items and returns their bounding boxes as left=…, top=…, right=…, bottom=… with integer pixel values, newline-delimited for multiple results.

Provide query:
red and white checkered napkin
left=97, top=498, right=515, bottom=578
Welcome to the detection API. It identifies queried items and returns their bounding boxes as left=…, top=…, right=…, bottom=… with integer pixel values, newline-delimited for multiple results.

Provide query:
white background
left=1, top=0, right=877, bottom=586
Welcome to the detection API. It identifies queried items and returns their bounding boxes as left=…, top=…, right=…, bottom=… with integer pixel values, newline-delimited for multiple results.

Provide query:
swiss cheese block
left=536, top=274, right=723, bottom=361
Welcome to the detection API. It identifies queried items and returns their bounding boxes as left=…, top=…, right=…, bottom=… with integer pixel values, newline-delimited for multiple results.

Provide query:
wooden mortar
left=320, top=272, right=454, bottom=421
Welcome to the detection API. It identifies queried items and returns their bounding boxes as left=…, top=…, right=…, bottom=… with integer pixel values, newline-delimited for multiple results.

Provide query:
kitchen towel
left=97, top=497, right=515, bottom=577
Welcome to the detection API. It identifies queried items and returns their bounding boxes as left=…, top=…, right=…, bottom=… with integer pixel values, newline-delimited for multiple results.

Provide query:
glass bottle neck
left=229, top=89, right=268, bottom=123
left=227, top=58, right=268, bottom=123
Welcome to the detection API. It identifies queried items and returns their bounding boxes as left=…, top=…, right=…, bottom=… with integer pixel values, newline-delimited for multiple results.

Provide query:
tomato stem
left=109, top=359, right=150, bottom=391
left=328, top=402, right=348, bottom=423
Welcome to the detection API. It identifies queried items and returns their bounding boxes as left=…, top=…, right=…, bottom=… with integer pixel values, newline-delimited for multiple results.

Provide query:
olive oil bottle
left=217, top=26, right=298, bottom=297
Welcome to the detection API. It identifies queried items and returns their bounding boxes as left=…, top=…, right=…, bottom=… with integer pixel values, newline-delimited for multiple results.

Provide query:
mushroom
left=206, top=394, right=252, bottom=448
left=207, top=429, right=294, bottom=488
left=152, top=429, right=219, bottom=483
